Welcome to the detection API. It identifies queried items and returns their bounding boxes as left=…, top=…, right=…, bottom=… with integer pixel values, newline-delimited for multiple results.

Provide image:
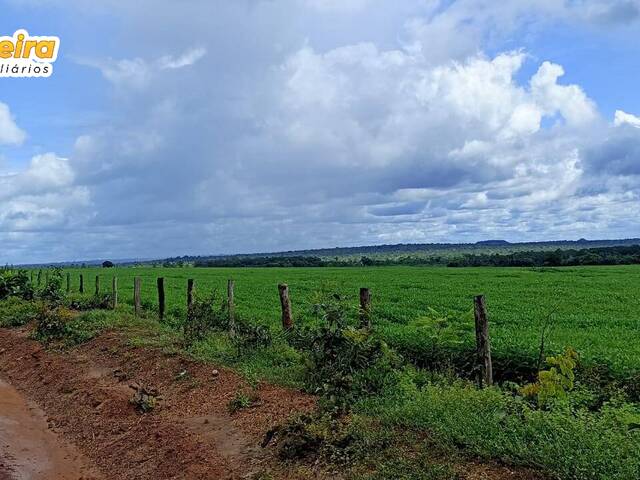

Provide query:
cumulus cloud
left=0, top=102, right=26, bottom=145
left=0, top=153, right=90, bottom=233
left=614, top=110, right=640, bottom=128
left=2, top=0, right=640, bottom=263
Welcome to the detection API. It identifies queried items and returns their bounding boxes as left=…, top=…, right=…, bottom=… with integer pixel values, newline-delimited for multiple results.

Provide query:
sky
left=1, top=0, right=640, bottom=264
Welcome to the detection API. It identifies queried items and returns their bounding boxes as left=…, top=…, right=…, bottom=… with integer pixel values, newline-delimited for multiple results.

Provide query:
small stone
left=211, top=369, right=219, bottom=378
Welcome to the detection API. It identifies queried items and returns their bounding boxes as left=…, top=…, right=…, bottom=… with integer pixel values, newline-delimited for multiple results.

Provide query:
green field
left=10, top=264, right=640, bottom=479
left=57, top=265, right=640, bottom=376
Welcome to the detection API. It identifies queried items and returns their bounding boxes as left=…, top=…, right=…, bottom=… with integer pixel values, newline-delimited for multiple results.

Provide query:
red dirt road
left=0, top=327, right=316, bottom=480
left=0, top=377, right=100, bottom=480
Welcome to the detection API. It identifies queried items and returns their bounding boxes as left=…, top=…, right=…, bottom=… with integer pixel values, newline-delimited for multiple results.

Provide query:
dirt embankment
left=0, top=327, right=315, bottom=480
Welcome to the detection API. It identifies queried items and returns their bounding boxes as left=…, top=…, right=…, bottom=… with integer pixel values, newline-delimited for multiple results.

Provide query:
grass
left=10, top=264, right=640, bottom=479
left=56, top=265, right=640, bottom=375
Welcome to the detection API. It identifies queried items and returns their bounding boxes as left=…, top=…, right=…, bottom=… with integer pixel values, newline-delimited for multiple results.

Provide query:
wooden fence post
left=37, top=270, right=42, bottom=287
left=278, top=284, right=293, bottom=330
left=187, top=279, right=194, bottom=312
left=95, top=275, right=100, bottom=296
left=134, top=277, right=142, bottom=317
left=157, top=278, right=165, bottom=321
left=112, top=277, right=118, bottom=309
left=66, top=272, right=70, bottom=293
left=359, top=287, right=371, bottom=328
left=79, top=274, right=84, bottom=293
left=474, top=295, right=493, bottom=387
left=227, top=279, right=235, bottom=332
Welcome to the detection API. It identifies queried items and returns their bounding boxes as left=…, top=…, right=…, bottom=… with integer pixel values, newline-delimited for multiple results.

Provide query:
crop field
left=59, top=265, right=640, bottom=376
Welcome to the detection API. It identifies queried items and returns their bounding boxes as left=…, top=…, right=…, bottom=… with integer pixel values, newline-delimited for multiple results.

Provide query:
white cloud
left=79, top=46, right=207, bottom=89
left=0, top=153, right=89, bottom=233
left=2, top=0, right=640, bottom=263
left=158, top=47, right=207, bottom=70
left=614, top=110, right=640, bottom=128
left=0, top=102, right=26, bottom=145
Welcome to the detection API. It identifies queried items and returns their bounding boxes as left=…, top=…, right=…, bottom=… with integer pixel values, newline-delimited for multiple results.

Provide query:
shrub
left=0, top=269, right=33, bottom=301
left=290, top=296, right=400, bottom=413
left=34, top=304, right=75, bottom=341
left=184, top=293, right=229, bottom=343
left=38, top=268, right=65, bottom=303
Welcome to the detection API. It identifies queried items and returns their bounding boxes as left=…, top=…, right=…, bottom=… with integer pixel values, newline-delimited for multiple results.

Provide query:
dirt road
left=0, top=377, right=99, bottom=480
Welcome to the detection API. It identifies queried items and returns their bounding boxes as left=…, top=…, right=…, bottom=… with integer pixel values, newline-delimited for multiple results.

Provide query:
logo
left=0, top=29, right=60, bottom=77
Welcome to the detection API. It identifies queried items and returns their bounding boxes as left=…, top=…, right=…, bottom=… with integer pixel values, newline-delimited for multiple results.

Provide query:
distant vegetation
left=191, top=244, right=640, bottom=268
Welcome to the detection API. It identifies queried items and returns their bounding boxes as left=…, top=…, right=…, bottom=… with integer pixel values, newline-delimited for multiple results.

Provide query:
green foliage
left=184, top=293, right=229, bottom=343
left=38, top=268, right=65, bottom=303
left=0, top=297, right=38, bottom=327
left=227, top=390, right=257, bottom=413
left=359, top=375, right=640, bottom=480
left=34, top=303, right=75, bottom=341
left=0, top=269, right=33, bottom=300
left=65, top=293, right=113, bottom=311
left=290, top=296, right=400, bottom=413
left=521, top=347, right=579, bottom=407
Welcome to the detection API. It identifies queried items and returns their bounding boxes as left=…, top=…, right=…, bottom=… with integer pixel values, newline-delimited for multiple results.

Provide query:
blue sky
left=1, top=0, right=640, bottom=263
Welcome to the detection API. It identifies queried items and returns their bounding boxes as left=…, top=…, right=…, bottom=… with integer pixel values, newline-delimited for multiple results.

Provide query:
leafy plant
left=34, top=303, right=75, bottom=341
left=292, top=295, right=400, bottom=413
left=520, top=347, right=579, bottom=407
left=39, top=268, right=66, bottom=303
left=184, top=293, right=229, bottom=344
left=227, top=390, right=257, bottom=413
left=0, top=269, right=33, bottom=301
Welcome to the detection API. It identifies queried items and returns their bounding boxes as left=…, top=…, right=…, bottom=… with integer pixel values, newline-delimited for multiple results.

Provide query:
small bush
left=0, top=269, right=33, bottom=301
left=290, top=296, right=400, bottom=413
left=38, top=268, right=65, bottom=304
left=184, top=293, right=229, bottom=343
left=34, top=304, right=75, bottom=341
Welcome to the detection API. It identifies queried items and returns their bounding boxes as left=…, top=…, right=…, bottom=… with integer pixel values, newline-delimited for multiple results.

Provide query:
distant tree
left=102, top=260, right=115, bottom=268
left=360, top=256, right=375, bottom=266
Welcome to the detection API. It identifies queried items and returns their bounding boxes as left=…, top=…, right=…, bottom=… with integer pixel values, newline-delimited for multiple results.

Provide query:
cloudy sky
left=1, top=0, right=640, bottom=263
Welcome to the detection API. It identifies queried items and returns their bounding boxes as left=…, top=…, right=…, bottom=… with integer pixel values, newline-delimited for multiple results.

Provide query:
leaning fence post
left=112, top=277, right=118, bottom=309
left=37, top=270, right=42, bottom=287
left=66, top=272, right=70, bottom=293
left=474, top=295, right=493, bottom=387
left=157, top=277, right=165, bottom=321
left=359, top=287, right=372, bottom=328
left=187, top=279, right=194, bottom=312
left=95, top=275, right=100, bottom=296
left=278, top=284, right=293, bottom=330
left=79, top=274, right=84, bottom=293
left=227, top=279, right=235, bottom=333
left=134, top=277, right=142, bottom=317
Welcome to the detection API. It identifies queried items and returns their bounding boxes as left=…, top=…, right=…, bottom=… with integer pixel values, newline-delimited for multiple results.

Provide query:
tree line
left=193, top=245, right=640, bottom=268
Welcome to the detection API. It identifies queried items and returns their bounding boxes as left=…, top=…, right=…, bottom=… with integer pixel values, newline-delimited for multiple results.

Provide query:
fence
left=37, top=271, right=493, bottom=387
